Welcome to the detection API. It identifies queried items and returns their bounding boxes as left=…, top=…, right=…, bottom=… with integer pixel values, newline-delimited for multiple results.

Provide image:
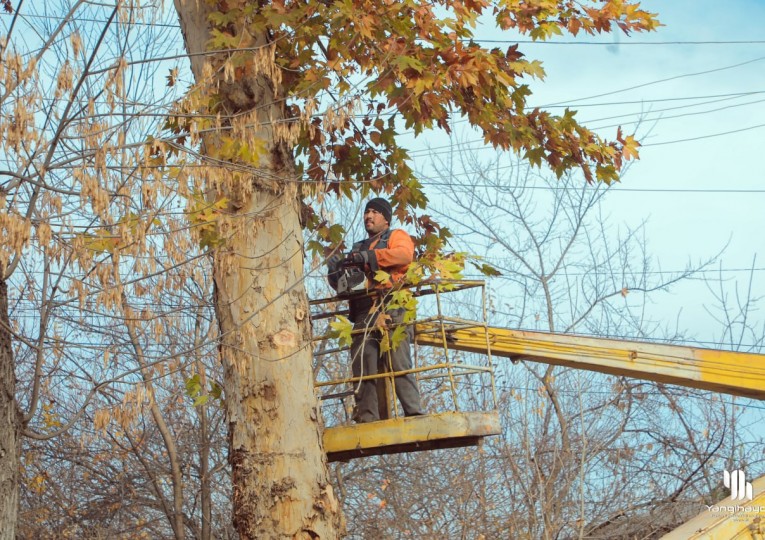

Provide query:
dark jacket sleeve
left=326, top=253, right=343, bottom=290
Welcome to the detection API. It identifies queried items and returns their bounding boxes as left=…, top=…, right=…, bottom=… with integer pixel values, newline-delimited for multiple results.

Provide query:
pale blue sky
left=404, top=1, right=765, bottom=345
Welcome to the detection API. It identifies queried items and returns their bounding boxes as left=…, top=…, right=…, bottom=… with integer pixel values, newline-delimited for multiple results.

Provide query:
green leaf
left=595, top=164, right=618, bottom=184
left=208, top=29, right=239, bottom=50
left=524, top=146, right=546, bottom=168
left=207, top=10, right=240, bottom=27
left=374, top=270, right=391, bottom=284
left=379, top=328, right=391, bottom=353
left=329, top=315, right=354, bottom=346
left=395, top=55, right=425, bottom=73
left=185, top=374, right=202, bottom=398
left=390, top=325, right=407, bottom=351
left=471, top=261, right=502, bottom=277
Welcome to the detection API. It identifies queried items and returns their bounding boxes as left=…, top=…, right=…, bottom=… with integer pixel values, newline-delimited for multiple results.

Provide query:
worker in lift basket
left=326, top=197, right=425, bottom=423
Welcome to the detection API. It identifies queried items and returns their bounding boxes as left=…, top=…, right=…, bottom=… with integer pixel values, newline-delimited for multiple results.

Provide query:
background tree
left=0, top=2, right=221, bottom=537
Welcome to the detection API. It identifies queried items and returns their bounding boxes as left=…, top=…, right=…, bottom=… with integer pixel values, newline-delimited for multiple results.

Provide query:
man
left=327, top=197, right=425, bottom=423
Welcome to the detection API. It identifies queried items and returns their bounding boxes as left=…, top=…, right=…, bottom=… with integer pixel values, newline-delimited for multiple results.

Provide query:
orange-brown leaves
left=618, top=128, right=641, bottom=161
left=183, top=0, right=659, bottom=259
left=495, top=0, right=659, bottom=37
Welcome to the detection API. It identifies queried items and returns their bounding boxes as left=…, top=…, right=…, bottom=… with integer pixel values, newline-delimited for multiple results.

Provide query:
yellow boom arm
left=415, top=325, right=765, bottom=401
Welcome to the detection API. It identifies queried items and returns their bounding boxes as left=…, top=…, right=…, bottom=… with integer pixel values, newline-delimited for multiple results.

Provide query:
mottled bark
left=173, top=1, right=343, bottom=538
left=213, top=189, right=342, bottom=539
left=0, top=276, right=20, bottom=540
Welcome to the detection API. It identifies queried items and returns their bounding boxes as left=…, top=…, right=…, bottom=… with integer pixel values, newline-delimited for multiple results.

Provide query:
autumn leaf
left=29, top=474, right=47, bottom=494
left=42, top=402, right=63, bottom=429
left=187, top=192, right=229, bottom=249
left=622, top=134, right=641, bottom=160
left=374, top=312, right=392, bottom=330
left=166, top=68, right=178, bottom=87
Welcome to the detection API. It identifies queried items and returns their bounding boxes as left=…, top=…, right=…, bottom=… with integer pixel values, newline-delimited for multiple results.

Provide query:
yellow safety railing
left=311, top=280, right=499, bottom=425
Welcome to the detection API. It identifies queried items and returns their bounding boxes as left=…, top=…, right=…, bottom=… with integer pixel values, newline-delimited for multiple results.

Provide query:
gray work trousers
left=350, top=307, right=424, bottom=422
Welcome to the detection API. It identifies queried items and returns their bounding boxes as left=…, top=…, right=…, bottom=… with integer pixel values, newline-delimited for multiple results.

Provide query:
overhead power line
left=459, top=268, right=765, bottom=277
left=8, top=308, right=764, bottom=353
left=6, top=10, right=765, bottom=49
left=643, top=123, right=765, bottom=146
left=407, top=119, right=765, bottom=158
left=407, top=93, right=765, bottom=157
left=418, top=181, right=765, bottom=194
left=540, top=91, right=765, bottom=108
left=473, top=39, right=765, bottom=46
left=543, top=56, right=765, bottom=107
left=0, top=10, right=179, bottom=29
left=412, top=168, right=765, bottom=195
left=4, top=11, right=765, bottom=49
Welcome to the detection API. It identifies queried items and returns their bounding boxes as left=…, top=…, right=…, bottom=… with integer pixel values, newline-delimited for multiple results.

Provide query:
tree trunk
left=173, top=2, right=343, bottom=538
left=0, top=276, right=20, bottom=540
left=214, top=190, right=342, bottom=539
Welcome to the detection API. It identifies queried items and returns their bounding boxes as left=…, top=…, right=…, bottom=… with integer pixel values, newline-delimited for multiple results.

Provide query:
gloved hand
left=326, top=252, right=343, bottom=270
left=346, top=251, right=370, bottom=267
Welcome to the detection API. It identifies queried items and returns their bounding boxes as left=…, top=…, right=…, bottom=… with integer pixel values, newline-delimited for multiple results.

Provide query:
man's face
left=364, top=208, right=389, bottom=236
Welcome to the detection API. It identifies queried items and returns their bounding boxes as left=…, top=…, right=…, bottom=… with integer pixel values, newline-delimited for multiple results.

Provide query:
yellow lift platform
left=312, top=280, right=765, bottom=463
left=312, top=280, right=502, bottom=462
left=321, top=411, right=501, bottom=462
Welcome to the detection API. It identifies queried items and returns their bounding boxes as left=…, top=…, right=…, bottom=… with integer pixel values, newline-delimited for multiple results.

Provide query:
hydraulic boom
left=415, top=325, right=765, bottom=401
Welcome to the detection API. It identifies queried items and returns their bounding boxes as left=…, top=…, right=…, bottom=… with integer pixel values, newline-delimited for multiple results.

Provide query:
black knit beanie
left=364, top=197, right=393, bottom=224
